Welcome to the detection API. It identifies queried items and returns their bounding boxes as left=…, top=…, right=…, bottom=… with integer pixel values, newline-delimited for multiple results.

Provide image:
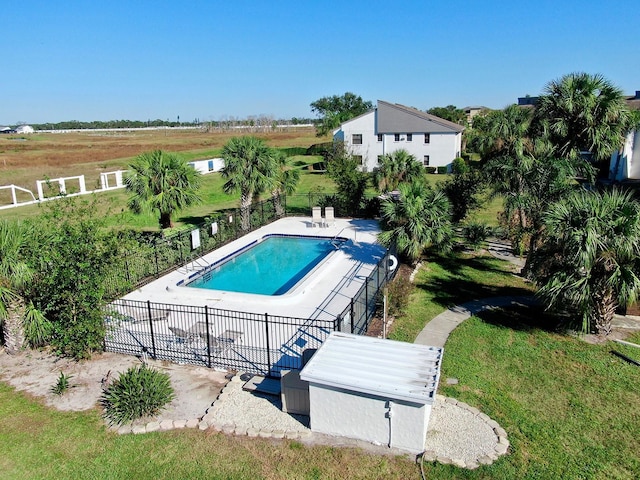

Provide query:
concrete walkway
left=414, top=296, right=538, bottom=348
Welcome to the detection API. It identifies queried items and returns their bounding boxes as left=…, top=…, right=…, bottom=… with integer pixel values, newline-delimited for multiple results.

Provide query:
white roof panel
left=300, top=332, right=443, bottom=404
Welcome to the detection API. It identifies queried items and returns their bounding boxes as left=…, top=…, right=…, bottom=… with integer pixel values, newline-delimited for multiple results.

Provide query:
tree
left=310, top=92, right=373, bottom=137
left=442, top=162, right=485, bottom=223
left=533, top=72, right=632, bottom=164
left=378, top=181, right=453, bottom=264
left=529, top=189, right=640, bottom=335
left=125, top=150, right=202, bottom=229
left=427, top=105, right=467, bottom=125
left=221, top=136, right=278, bottom=231
left=0, top=220, right=49, bottom=353
left=26, top=196, right=119, bottom=358
left=473, top=104, right=534, bottom=163
left=325, top=142, right=368, bottom=216
left=271, top=150, right=300, bottom=217
left=372, top=149, right=424, bottom=193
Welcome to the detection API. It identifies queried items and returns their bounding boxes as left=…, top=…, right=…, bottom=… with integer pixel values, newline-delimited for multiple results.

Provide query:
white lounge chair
left=168, top=326, right=194, bottom=345
left=324, top=207, right=335, bottom=227
left=311, top=206, right=323, bottom=227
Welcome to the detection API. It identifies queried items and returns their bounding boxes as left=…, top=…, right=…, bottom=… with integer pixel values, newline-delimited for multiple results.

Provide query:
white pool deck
left=122, top=216, right=387, bottom=322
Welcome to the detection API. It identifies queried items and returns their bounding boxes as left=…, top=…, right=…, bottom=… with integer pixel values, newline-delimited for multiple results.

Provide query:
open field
left=0, top=127, right=324, bottom=191
left=0, top=126, right=504, bottom=230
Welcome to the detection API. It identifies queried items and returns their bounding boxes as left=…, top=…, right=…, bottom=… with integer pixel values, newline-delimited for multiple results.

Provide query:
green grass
left=0, top=383, right=418, bottom=479
left=389, top=252, right=533, bottom=343
left=387, top=252, right=640, bottom=479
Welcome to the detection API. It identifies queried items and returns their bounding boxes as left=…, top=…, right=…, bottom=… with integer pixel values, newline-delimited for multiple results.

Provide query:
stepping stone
left=242, top=375, right=281, bottom=396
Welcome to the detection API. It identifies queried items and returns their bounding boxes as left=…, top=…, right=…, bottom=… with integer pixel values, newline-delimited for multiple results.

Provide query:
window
left=423, top=155, right=430, bottom=166
left=354, top=155, right=363, bottom=165
left=352, top=134, right=363, bottom=145
left=377, top=134, right=383, bottom=142
left=424, top=133, right=431, bottom=144
left=406, top=133, right=412, bottom=142
left=394, top=133, right=400, bottom=142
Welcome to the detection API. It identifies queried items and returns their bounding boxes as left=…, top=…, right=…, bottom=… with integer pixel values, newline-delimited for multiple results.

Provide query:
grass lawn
left=391, top=252, right=640, bottom=479
left=0, top=383, right=418, bottom=479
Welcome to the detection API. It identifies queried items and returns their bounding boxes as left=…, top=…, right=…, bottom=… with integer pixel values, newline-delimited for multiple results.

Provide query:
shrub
left=451, top=157, right=467, bottom=174
left=51, top=371, right=74, bottom=395
left=424, top=167, right=437, bottom=174
left=100, top=364, right=175, bottom=425
left=386, top=275, right=414, bottom=317
left=437, top=166, right=449, bottom=174
left=463, top=222, right=493, bottom=250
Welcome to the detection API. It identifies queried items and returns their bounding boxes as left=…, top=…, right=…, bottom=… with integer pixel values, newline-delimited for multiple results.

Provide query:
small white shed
left=300, top=332, right=443, bottom=454
left=188, top=158, right=225, bottom=174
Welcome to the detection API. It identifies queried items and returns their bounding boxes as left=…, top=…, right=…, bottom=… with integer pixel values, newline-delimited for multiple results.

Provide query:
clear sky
left=2, top=0, right=639, bottom=124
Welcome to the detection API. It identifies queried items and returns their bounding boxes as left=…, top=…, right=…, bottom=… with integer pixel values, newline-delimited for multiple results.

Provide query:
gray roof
left=376, top=100, right=465, bottom=134
left=300, top=331, right=443, bottom=404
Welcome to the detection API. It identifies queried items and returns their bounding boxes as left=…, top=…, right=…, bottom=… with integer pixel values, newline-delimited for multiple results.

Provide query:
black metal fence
left=104, top=250, right=396, bottom=377
left=104, top=197, right=283, bottom=299
left=104, top=193, right=380, bottom=300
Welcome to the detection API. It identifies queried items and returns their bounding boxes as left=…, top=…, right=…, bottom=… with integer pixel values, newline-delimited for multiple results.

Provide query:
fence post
left=365, top=279, right=369, bottom=329
left=124, top=253, right=131, bottom=284
left=264, top=313, right=271, bottom=377
left=350, top=299, right=355, bottom=334
left=147, top=301, right=157, bottom=359
left=205, top=305, right=212, bottom=368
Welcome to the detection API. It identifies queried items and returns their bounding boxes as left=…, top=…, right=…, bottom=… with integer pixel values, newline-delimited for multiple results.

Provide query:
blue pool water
left=185, top=235, right=344, bottom=295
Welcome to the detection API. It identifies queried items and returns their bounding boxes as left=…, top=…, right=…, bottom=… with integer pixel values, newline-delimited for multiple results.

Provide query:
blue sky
left=3, top=0, right=639, bottom=124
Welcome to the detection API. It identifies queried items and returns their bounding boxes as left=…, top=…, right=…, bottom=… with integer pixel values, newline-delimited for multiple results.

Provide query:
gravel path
left=201, top=375, right=505, bottom=468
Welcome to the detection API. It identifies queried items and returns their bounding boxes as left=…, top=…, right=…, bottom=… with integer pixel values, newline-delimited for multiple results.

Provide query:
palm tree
left=373, top=149, right=424, bottom=193
left=529, top=189, right=640, bottom=335
left=0, top=220, right=49, bottom=353
left=472, top=104, right=534, bottom=163
left=124, top=150, right=202, bottom=229
left=534, top=72, right=632, bottom=163
left=479, top=105, right=536, bottom=240
left=271, top=151, right=300, bottom=218
left=378, top=181, right=453, bottom=264
left=221, top=136, right=278, bottom=231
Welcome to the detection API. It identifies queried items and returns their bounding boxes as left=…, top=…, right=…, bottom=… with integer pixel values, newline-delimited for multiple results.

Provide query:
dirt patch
left=0, top=349, right=228, bottom=422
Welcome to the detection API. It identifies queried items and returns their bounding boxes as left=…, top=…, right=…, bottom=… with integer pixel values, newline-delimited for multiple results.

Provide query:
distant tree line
left=32, top=117, right=318, bottom=131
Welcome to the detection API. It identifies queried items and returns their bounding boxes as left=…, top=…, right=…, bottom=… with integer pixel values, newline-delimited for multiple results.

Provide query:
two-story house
left=333, top=100, right=464, bottom=172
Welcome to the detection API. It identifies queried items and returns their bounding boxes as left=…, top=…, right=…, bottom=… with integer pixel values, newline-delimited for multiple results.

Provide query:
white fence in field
left=0, top=170, right=126, bottom=210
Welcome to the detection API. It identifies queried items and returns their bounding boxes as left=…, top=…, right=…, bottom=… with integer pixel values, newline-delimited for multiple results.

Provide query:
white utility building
left=300, top=332, right=443, bottom=454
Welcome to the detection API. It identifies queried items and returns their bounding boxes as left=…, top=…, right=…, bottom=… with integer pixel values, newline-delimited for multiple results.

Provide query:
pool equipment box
left=300, top=332, right=443, bottom=454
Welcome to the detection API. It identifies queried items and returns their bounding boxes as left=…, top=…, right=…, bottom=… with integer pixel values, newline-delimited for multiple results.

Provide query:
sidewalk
left=414, top=296, right=538, bottom=348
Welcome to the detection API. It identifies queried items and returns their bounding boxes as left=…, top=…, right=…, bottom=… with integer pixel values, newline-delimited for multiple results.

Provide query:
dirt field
left=0, top=127, right=322, bottom=192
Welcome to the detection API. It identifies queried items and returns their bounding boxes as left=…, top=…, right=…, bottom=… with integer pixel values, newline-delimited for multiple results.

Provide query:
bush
left=386, top=275, right=414, bottom=317
left=437, top=166, right=449, bottom=174
left=451, top=157, right=467, bottom=174
left=425, top=167, right=437, bottom=174
left=51, top=371, right=74, bottom=395
left=101, top=364, right=175, bottom=425
left=463, top=222, right=493, bottom=250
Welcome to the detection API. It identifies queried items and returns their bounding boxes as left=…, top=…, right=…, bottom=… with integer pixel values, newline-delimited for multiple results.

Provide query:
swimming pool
left=184, top=234, right=346, bottom=295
